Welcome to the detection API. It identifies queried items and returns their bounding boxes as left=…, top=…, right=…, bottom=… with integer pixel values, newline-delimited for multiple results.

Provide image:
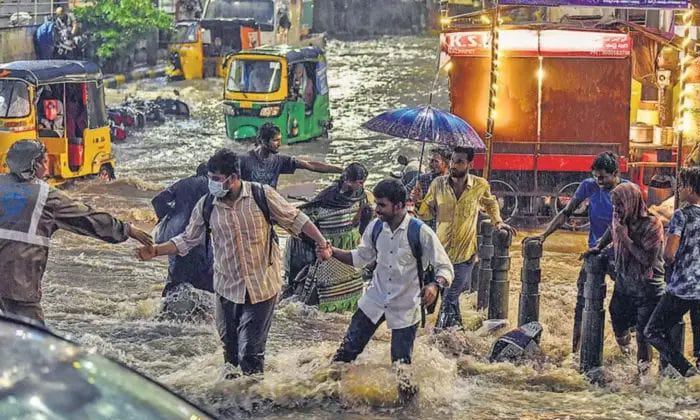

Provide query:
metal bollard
left=580, top=253, right=607, bottom=375
left=477, top=220, right=494, bottom=311
left=518, top=239, right=542, bottom=327
left=488, top=228, right=512, bottom=320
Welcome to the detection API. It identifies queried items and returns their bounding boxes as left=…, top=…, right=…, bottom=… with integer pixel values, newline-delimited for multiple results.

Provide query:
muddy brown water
left=40, top=37, right=700, bottom=419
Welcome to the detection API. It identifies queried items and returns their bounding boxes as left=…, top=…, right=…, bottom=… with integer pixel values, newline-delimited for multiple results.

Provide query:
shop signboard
left=441, top=29, right=632, bottom=58
left=498, top=0, right=687, bottom=8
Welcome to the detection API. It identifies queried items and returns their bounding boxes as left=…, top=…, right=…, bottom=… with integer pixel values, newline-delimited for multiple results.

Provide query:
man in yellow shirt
left=418, top=146, right=516, bottom=329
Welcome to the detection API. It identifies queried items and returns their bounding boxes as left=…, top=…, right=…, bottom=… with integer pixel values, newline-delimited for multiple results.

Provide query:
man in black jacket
left=152, top=163, right=213, bottom=318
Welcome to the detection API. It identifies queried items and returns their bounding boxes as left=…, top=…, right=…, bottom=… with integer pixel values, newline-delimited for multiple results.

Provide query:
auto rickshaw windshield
left=0, top=80, right=30, bottom=118
left=227, top=59, right=281, bottom=94
left=204, top=0, right=274, bottom=24
left=174, top=23, right=197, bottom=43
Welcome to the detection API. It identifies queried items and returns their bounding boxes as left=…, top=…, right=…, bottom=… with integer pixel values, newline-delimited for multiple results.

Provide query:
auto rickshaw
left=223, top=45, right=331, bottom=144
left=167, top=19, right=262, bottom=80
left=0, top=60, right=115, bottom=184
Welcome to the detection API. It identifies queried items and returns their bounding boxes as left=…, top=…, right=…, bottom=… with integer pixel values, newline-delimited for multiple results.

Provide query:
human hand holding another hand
left=136, top=245, right=157, bottom=261
left=128, top=224, right=153, bottom=247
left=316, top=240, right=333, bottom=261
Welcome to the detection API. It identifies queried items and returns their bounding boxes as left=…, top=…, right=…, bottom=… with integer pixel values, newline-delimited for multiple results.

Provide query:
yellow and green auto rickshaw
left=167, top=19, right=262, bottom=80
left=223, top=45, right=331, bottom=144
left=0, top=60, right=115, bottom=184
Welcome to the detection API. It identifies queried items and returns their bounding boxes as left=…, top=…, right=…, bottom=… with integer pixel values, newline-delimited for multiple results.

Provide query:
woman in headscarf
left=283, top=163, right=373, bottom=312
left=587, top=182, right=665, bottom=372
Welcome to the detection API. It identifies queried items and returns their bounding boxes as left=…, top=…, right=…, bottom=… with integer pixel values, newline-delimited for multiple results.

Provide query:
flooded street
left=42, top=36, right=700, bottom=419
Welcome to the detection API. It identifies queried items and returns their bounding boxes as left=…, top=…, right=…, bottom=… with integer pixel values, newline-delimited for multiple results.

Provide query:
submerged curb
left=104, top=64, right=168, bottom=88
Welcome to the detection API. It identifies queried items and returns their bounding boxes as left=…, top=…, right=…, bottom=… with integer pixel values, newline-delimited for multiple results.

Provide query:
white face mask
left=208, top=177, right=230, bottom=198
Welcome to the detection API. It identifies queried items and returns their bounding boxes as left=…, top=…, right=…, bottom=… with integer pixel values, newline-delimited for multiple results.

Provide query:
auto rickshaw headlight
left=223, top=104, right=237, bottom=116
left=259, top=106, right=281, bottom=117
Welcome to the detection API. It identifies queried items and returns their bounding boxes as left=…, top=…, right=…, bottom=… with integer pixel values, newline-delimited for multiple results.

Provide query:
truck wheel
left=489, top=179, right=518, bottom=223
left=554, top=182, right=590, bottom=231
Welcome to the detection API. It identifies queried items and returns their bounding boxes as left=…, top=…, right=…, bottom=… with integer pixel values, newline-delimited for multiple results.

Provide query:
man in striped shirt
left=138, top=149, right=331, bottom=376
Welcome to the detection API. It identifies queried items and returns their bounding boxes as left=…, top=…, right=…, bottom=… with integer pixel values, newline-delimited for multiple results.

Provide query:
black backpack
left=201, top=182, right=278, bottom=265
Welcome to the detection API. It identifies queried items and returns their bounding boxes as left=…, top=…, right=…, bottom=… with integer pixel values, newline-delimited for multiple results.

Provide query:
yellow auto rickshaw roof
left=230, top=45, right=325, bottom=63
left=0, top=60, right=103, bottom=86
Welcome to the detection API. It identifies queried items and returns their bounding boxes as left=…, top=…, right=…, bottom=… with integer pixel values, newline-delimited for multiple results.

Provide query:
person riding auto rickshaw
left=167, top=19, right=261, bottom=80
left=223, top=45, right=331, bottom=144
left=0, top=60, right=116, bottom=184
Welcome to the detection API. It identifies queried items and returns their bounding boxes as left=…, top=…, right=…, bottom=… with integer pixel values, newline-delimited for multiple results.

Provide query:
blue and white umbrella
left=362, top=105, right=485, bottom=150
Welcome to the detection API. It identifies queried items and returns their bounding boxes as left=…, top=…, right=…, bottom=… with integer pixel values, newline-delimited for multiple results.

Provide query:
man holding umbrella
left=417, top=146, right=516, bottom=329
left=362, top=105, right=512, bottom=329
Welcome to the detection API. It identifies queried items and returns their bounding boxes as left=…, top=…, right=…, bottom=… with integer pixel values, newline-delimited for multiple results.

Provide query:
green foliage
left=74, top=0, right=172, bottom=63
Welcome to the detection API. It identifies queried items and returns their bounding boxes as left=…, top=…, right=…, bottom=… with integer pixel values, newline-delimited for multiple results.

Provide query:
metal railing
left=0, top=0, right=59, bottom=27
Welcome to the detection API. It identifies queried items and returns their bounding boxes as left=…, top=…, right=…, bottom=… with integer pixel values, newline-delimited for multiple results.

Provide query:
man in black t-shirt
left=239, top=123, right=342, bottom=188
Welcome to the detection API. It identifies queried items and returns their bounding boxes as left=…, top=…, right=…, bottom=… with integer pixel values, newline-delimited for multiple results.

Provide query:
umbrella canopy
left=361, top=105, right=485, bottom=150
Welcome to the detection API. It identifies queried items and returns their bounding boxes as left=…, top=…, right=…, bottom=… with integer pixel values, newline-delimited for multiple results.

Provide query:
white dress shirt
left=351, top=214, right=454, bottom=329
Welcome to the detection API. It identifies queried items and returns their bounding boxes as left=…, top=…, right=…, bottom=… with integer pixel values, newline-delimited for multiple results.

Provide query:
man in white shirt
left=318, top=179, right=453, bottom=400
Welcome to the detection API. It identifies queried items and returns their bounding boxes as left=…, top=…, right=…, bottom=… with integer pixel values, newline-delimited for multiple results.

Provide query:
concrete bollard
left=488, top=228, right=512, bottom=320
left=477, top=220, right=494, bottom=311
left=580, top=253, right=607, bottom=375
left=518, top=239, right=542, bottom=327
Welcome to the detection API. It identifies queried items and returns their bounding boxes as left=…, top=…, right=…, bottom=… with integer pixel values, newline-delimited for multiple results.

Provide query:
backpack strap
left=250, top=182, right=278, bottom=265
left=407, top=217, right=424, bottom=265
left=407, top=217, right=428, bottom=328
left=370, top=218, right=383, bottom=251
left=202, top=193, right=216, bottom=233
left=201, top=194, right=216, bottom=256
left=250, top=182, right=273, bottom=228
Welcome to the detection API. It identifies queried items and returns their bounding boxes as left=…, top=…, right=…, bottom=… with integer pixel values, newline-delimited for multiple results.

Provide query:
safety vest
left=0, top=175, right=50, bottom=247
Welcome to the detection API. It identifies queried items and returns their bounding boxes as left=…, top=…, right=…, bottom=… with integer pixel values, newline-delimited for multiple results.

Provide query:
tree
left=74, top=0, right=172, bottom=71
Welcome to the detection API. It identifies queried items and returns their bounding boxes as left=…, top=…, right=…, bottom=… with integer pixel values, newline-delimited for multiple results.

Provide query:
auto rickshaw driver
left=249, top=62, right=272, bottom=92
left=291, top=62, right=313, bottom=111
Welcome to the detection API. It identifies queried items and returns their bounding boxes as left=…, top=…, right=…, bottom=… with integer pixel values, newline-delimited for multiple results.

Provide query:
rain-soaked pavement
left=40, top=36, right=700, bottom=419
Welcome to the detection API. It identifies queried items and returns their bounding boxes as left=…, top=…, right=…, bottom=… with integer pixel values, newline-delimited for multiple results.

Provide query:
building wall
left=313, top=0, right=428, bottom=36
left=0, top=25, right=37, bottom=61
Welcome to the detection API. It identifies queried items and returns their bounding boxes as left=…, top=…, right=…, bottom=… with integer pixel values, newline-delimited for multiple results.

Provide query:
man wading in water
left=138, top=149, right=331, bottom=376
left=238, top=123, right=342, bottom=189
left=525, top=152, right=623, bottom=352
left=318, top=179, right=453, bottom=403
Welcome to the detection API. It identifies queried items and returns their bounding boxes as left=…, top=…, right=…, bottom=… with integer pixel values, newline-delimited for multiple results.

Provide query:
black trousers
left=215, top=293, right=277, bottom=375
left=692, top=304, right=700, bottom=360
left=644, top=293, right=700, bottom=376
left=333, top=309, right=418, bottom=364
left=609, top=290, right=659, bottom=364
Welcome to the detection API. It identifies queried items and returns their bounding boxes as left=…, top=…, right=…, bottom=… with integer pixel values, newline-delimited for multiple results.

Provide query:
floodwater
left=42, top=37, right=700, bottom=419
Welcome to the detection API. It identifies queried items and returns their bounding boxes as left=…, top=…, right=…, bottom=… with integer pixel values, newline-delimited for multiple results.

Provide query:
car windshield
left=227, top=59, right=281, bottom=93
left=203, top=0, right=274, bottom=24
left=174, top=23, right=197, bottom=43
left=0, top=80, right=30, bottom=118
left=0, top=320, right=216, bottom=420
